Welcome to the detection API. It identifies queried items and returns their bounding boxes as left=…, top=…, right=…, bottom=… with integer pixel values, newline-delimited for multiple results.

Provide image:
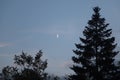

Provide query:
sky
left=0, top=0, right=120, bottom=76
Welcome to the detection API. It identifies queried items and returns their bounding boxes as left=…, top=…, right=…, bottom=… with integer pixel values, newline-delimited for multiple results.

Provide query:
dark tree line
left=2, top=51, right=61, bottom=80
left=2, top=50, right=47, bottom=80
left=2, top=7, right=120, bottom=80
left=68, top=7, right=120, bottom=80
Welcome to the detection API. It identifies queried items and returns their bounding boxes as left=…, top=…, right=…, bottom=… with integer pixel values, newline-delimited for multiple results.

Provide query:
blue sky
left=0, top=0, right=120, bottom=76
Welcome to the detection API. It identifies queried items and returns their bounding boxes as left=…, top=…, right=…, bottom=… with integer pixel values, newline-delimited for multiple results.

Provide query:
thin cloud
left=28, top=24, right=80, bottom=38
left=0, top=53, right=13, bottom=57
left=0, top=43, right=11, bottom=48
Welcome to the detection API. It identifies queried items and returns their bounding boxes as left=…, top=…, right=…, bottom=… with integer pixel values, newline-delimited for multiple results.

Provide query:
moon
left=57, top=34, right=59, bottom=38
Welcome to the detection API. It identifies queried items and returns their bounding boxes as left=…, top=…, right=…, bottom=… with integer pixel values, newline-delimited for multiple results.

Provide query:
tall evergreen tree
left=69, top=7, right=119, bottom=80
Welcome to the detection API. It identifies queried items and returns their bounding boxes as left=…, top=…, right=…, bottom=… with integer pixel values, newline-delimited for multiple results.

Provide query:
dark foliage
left=68, top=7, right=120, bottom=80
left=2, top=50, right=47, bottom=80
left=46, top=74, right=61, bottom=80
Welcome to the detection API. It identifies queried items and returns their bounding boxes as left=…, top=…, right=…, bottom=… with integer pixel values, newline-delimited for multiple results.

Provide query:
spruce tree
left=69, top=7, right=119, bottom=80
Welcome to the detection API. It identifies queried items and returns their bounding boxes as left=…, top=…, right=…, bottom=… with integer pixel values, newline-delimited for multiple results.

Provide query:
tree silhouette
left=2, top=50, right=47, bottom=80
left=2, top=66, right=18, bottom=80
left=46, top=74, right=60, bottom=80
left=68, top=7, right=120, bottom=80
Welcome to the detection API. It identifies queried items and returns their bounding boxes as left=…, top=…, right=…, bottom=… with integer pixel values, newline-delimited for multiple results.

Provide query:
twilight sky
left=0, top=0, right=120, bottom=76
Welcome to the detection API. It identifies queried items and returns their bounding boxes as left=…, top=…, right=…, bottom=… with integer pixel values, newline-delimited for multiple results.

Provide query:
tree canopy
left=2, top=50, right=47, bottom=80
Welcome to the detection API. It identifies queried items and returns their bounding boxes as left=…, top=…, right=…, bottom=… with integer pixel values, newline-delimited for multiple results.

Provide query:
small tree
left=2, top=50, right=47, bottom=80
left=69, top=7, right=119, bottom=80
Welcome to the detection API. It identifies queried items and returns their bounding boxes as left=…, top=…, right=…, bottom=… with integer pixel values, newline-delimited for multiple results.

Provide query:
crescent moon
left=57, top=34, right=59, bottom=38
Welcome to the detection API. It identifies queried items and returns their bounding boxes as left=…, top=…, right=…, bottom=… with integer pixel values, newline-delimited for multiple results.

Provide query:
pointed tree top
left=93, top=6, right=101, bottom=13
